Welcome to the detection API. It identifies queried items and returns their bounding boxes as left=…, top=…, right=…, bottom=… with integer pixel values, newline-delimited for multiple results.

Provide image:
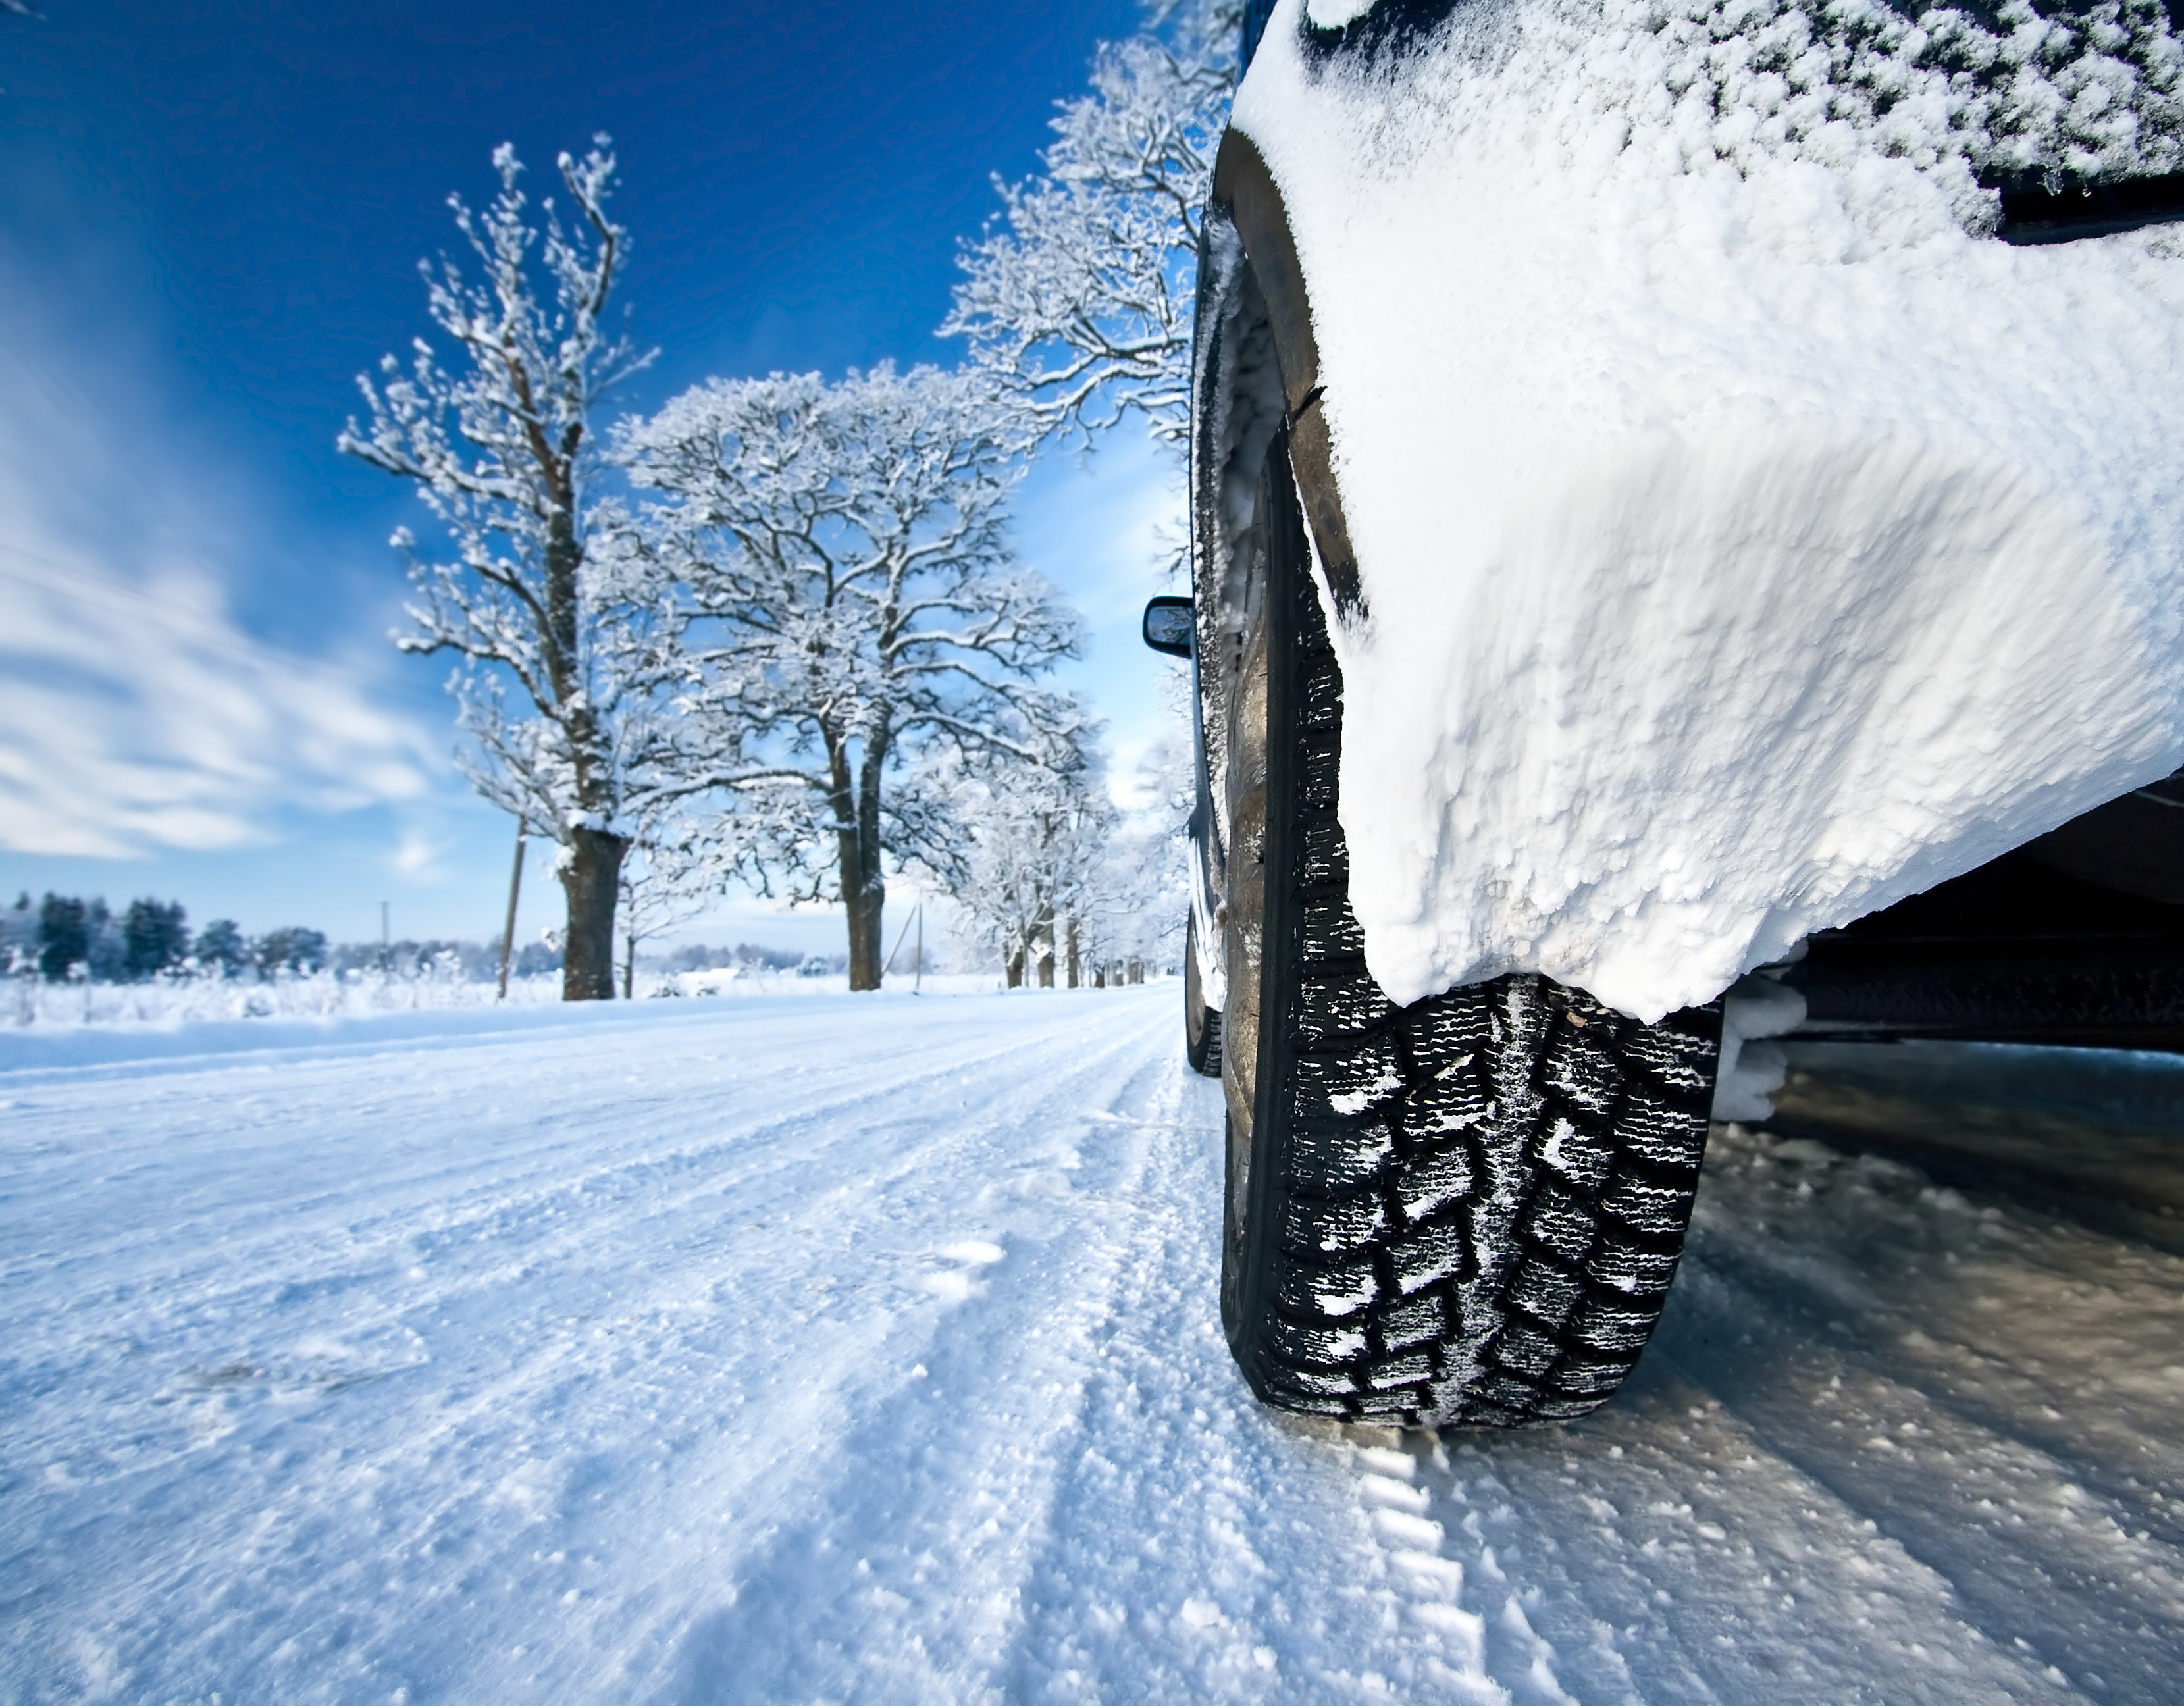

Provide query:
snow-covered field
left=4, top=989, right=2180, bottom=1701
left=1, top=969, right=1002, bottom=1037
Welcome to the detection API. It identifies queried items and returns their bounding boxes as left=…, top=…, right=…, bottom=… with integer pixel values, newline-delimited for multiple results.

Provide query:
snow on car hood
left=1233, top=0, right=2184, bottom=1021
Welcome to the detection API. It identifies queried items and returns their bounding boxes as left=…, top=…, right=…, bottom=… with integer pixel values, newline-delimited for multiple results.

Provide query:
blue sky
left=0, top=0, right=1191, bottom=954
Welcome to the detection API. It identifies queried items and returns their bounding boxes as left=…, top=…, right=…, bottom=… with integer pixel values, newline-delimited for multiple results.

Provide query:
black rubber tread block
left=1490, top=1322, right=1563, bottom=1379
left=1403, top=991, right=1497, bottom=1080
left=1453, top=1285, right=1515, bottom=1348
left=1298, top=815, right=1349, bottom=889
left=1528, top=1112, right=1615, bottom=1194
left=1616, top=1083, right=1710, bottom=1172
left=1274, top=1253, right=1381, bottom=1319
left=1539, top=1021, right=1623, bottom=1117
left=1284, top=1118, right=1395, bottom=1194
left=1393, top=1145, right=1476, bottom=1224
left=1351, top=1387, right=1430, bottom=1420
left=1519, top=1179, right=1602, bottom=1267
left=1567, top=1297, right=1665, bottom=1355
left=1299, top=741, right=1341, bottom=812
left=1583, top=1238, right=1684, bottom=1298
left=1363, top=1351, right=1436, bottom=1391
left=1296, top=889, right=1366, bottom=962
left=1274, top=1390, right=1356, bottom=1417
left=1386, top=1215, right=1468, bottom=1294
left=1506, top=1254, right=1586, bottom=1328
left=1376, top=1289, right=1449, bottom=1350
left=1278, top=1189, right=1388, bottom=1257
left=1528, top=1394, right=1610, bottom=1421
left=1266, top=1362, right=1358, bottom=1401
left=1619, top=1024, right=1718, bottom=1097
left=1474, top=1373, right=1547, bottom=1413
left=1550, top=1357, right=1639, bottom=1399
left=1289, top=962, right=1396, bottom=1047
left=1599, top=1170, right=1699, bottom=1238
left=1399, top=1070, right=1493, bottom=1143
left=1272, top=1313, right=1370, bottom=1368
left=1294, top=1033, right=1403, bottom=1120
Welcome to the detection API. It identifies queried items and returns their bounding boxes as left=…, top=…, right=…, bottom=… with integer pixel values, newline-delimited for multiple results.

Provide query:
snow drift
left=1235, top=0, right=2184, bottom=1020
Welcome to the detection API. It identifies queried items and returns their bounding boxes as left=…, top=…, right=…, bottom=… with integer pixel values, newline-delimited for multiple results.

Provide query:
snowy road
left=4, top=991, right=2183, bottom=1702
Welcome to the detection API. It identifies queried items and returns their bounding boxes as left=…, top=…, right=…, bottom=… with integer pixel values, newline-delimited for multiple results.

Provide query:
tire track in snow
left=999, top=1069, right=1519, bottom=1703
left=645, top=1012, right=1186, bottom=1703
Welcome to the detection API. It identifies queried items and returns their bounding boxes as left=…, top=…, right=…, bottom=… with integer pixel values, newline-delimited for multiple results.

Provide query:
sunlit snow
left=5, top=989, right=2179, bottom=1699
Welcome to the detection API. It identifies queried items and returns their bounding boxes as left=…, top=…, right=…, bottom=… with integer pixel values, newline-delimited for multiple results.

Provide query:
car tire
left=1216, top=430, right=1723, bottom=1426
left=1186, top=927, right=1224, bottom=1077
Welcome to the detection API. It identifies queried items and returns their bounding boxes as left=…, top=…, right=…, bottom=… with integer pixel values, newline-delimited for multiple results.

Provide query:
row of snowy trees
left=0, top=890, right=593, bottom=988
left=344, top=3, right=1238, bottom=999
left=1, top=893, right=330, bottom=983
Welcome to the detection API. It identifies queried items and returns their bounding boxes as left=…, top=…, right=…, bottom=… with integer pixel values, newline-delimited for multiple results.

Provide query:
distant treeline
left=654, top=943, right=835, bottom=975
left=2, top=893, right=835, bottom=985
left=0, top=893, right=563, bottom=984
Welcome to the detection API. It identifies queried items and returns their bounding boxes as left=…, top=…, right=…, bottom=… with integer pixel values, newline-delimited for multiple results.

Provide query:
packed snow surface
left=7, top=989, right=2183, bottom=1700
left=1234, top=0, right=2184, bottom=1020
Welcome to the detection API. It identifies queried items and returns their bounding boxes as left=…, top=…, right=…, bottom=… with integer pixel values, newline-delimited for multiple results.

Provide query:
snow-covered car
left=1145, top=0, right=2184, bottom=1427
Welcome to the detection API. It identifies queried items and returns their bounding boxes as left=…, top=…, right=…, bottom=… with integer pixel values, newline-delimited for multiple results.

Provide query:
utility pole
left=496, top=822, right=527, bottom=1000
left=884, top=900, right=923, bottom=987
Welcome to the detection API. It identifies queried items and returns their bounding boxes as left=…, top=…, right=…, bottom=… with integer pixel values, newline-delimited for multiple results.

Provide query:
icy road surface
left=5, top=989, right=2183, bottom=1702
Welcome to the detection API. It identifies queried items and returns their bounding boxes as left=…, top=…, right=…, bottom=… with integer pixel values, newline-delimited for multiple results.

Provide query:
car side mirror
left=1141, top=596, right=1193, bottom=658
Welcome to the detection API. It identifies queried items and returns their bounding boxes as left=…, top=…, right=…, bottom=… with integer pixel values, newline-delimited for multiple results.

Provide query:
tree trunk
left=845, top=882, right=885, bottom=991
left=622, top=929, right=636, bottom=1000
left=1006, top=948, right=1024, bottom=988
left=560, top=825, right=628, bottom=1000
left=1035, top=904, right=1055, bottom=989
left=1065, top=913, right=1080, bottom=989
left=831, top=730, right=889, bottom=991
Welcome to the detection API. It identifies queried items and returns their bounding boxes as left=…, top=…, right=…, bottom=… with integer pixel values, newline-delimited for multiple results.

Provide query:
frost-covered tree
left=945, top=729, right=1191, bottom=988
left=195, top=919, right=248, bottom=979
left=340, top=138, right=671, bottom=1001
left=37, top=893, right=86, bottom=982
left=256, top=928, right=330, bottom=977
left=615, top=808, right=718, bottom=999
left=943, top=744, right=1114, bottom=987
left=619, top=364, right=1086, bottom=989
left=1079, top=808, right=1189, bottom=981
left=1078, top=724, right=1193, bottom=979
left=121, top=899, right=190, bottom=981
left=0, top=894, right=34, bottom=978
left=943, top=0, right=1240, bottom=446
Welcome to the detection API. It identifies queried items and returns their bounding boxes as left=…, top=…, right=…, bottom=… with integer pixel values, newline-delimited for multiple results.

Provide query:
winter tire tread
left=1224, top=438, right=1721, bottom=1428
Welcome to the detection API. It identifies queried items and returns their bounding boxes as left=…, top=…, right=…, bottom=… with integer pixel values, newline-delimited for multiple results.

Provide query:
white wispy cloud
left=0, top=340, right=438, bottom=860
